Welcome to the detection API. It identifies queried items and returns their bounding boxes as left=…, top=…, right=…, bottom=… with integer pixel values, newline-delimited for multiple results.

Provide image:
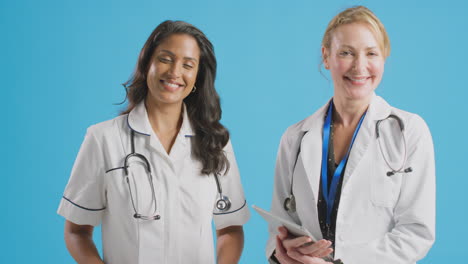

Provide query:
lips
left=344, top=76, right=370, bottom=85
left=160, top=80, right=184, bottom=92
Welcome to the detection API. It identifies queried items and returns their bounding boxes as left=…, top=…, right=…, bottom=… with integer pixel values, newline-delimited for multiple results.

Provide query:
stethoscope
left=123, top=130, right=231, bottom=220
left=376, top=115, right=413, bottom=176
left=284, top=111, right=413, bottom=213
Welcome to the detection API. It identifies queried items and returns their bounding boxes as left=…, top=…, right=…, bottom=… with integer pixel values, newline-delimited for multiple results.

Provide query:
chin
left=344, top=87, right=375, bottom=101
left=147, top=93, right=183, bottom=106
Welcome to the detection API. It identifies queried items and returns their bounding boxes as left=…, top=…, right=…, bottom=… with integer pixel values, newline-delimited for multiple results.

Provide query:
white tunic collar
left=127, top=101, right=195, bottom=137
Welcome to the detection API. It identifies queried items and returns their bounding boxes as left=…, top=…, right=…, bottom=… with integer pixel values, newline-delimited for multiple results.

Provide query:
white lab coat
left=58, top=102, right=250, bottom=264
left=266, top=94, right=435, bottom=264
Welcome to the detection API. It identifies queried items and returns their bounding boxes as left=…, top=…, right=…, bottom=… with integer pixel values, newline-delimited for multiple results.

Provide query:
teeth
left=164, top=81, right=179, bottom=88
left=348, top=77, right=367, bottom=82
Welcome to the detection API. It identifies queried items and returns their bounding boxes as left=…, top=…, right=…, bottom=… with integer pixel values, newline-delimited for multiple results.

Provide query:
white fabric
left=58, top=102, right=250, bottom=264
left=266, top=94, right=435, bottom=264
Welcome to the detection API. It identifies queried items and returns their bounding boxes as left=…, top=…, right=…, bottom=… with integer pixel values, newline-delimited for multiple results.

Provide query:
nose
left=352, top=54, right=367, bottom=74
left=167, top=62, right=182, bottom=78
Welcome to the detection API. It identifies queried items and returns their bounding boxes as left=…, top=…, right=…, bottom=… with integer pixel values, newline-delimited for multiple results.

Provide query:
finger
left=276, top=236, right=301, bottom=264
left=274, top=252, right=287, bottom=264
left=297, top=239, right=332, bottom=256
left=277, top=226, right=289, bottom=239
left=297, top=247, right=333, bottom=258
left=276, top=253, right=298, bottom=264
left=276, top=235, right=287, bottom=255
left=282, top=236, right=313, bottom=251
left=313, top=247, right=333, bottom=258
left=287, top=250, right=331, bottom=264
left=275, top=236, right=288, bottom=263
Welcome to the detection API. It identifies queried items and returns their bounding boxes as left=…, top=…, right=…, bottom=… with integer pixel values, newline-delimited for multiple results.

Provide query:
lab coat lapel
left=300, top=103, right=328, bottom=202
left=342, top=94, right=392, bottom=187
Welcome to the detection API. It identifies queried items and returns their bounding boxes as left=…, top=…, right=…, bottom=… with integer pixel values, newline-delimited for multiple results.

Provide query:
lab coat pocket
left=370, top=164, right=402, bottom=208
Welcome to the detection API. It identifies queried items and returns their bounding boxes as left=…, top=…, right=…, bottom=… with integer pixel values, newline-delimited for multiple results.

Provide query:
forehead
left=331, top=23, right=380, bottom=50
left=156, top=33, right=200, bottom=59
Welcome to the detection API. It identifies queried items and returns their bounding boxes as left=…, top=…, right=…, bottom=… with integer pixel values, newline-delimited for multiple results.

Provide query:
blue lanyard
left=321, top=101, right=367, bottom=226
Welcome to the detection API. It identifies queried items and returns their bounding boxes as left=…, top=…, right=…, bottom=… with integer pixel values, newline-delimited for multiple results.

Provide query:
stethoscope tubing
left=124, top=128, right=231, bottom=220
left=284, top=113, right=412, bottom=213
left=376, top=115, right=412, bottom=176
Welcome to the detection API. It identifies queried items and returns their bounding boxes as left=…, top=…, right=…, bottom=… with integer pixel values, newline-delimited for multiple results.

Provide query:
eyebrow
left=339, top=45, right=378, bottom=50
left=159, top=50, right=198, bottom=62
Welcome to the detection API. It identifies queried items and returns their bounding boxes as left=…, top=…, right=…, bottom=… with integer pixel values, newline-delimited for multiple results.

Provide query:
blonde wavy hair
left=322, top=6, right=390, bottom=59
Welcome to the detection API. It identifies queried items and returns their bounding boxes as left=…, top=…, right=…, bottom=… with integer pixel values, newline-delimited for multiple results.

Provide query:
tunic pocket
left=370, top=163, right=402, bottom=208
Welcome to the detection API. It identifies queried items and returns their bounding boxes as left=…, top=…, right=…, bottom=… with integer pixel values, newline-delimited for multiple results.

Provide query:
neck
left=145, top=99, right=183, bottom=134
left=332, top=95, right=371, bottom=127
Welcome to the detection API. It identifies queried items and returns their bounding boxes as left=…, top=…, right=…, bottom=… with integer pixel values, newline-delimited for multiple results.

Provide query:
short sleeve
left=213, top=140, right=250, bottom=230
left=57, top=126, right=107, bottom=226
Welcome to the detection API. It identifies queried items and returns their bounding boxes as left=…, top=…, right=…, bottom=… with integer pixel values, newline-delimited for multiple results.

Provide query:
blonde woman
left=267, top=6, right=435, bottom=264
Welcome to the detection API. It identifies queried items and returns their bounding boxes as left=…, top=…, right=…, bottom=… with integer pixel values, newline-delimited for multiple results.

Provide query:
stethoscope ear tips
left=387, top=167, right=413, bottom=177
left=283, top=195, right=296, bottom=212
left=134, top=213, right=161, bottom=220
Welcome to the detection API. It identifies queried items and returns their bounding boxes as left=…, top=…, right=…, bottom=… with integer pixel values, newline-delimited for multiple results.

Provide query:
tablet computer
left=252, top=205, right=317, bottom=241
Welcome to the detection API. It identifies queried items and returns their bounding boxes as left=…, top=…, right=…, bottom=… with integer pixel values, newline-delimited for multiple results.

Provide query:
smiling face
left=323, top=22, right=385, bottom=103
left=146, top=33, right=200, bottom=107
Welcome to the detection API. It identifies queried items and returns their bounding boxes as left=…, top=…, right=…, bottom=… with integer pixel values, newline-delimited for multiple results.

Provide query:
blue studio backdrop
left=2, top=0, right=466, bottom=263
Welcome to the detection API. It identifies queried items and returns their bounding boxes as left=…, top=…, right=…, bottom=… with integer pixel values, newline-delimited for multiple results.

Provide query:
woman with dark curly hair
left=58, top=20, right=250, bottom=264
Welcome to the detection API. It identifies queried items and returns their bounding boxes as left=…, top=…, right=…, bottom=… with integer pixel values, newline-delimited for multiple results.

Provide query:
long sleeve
left=266, top=129, right=304, bottom=259
left=339, top=114, right=436, bottom=263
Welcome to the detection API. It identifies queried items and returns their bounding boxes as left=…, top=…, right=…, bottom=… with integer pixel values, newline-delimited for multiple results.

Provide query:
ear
left=321, top=46, right=330, bottom=69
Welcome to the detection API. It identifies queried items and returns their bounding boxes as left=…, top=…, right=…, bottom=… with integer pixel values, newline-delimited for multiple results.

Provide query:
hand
left=274, top=226, right=333, bottom=264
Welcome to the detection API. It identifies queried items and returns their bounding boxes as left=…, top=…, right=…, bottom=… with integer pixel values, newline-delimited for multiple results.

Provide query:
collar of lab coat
left=299, top=92, right=392, bottom=132
left=298, top=92, right=392, bottom=200
left=126, top=101, right=195, bottom=137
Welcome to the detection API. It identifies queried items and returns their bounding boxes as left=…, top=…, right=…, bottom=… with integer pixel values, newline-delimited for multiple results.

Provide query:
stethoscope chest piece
left=283, top=195, right=296, bottom=212
left=216, top=195, right=231, bottom=212
left=213, top=172, right=231, bottom=212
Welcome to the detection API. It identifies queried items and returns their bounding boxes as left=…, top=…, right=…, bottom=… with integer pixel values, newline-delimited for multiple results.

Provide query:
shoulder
left=223, top=138, right=235, bottom=154
left=281, top=119, right=307, bottom=147
left=388, top=106, right=433, bottom=149
left=280, top=103, right=326, bottom=147
left=81, top=115, right=128, bottom=169
left=85, top=115, right=127, bottom=141
left=390, top=107, right=431, bottom=135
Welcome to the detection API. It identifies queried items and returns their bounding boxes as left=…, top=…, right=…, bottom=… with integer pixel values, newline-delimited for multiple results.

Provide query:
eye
left=183, top=63, right=194, bottom=69
left=368, top=51, right=379, bottom=56
left=158, top=57, right=172, bottom=63
left=339, top=50, right=353, bottom=56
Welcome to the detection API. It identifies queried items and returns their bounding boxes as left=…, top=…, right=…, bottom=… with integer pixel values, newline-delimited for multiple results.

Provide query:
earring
left=192, top=85, right=197, bottom=93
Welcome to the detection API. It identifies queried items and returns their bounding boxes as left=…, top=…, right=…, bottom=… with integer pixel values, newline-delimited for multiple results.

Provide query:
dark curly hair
left=121, top=20, right=230, bottom=176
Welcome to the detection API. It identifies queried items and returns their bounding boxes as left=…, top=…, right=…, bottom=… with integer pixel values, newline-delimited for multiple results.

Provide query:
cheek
left=185, top=70, right=198, bottom=85
left=370, top=60, right=385, bottom=78
left=147, top=64, right=160, bottom=88
left=331, top=60, right=352, bottom=78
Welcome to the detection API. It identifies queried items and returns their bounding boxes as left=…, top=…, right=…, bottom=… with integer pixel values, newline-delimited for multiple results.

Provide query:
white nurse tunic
left=57, top=102, right=250, bottom=264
